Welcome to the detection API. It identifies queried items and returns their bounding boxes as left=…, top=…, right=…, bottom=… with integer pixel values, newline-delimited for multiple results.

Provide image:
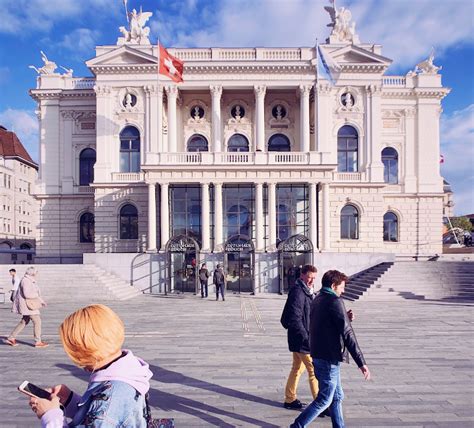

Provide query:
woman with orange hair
left=27, top=304, right=153, bottom=427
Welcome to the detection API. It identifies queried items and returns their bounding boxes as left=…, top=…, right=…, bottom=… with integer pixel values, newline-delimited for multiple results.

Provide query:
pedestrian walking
left=199, top=263, right=210, bottom=298
left=290, top=270, right=371, bottom=428
left=8, top=268, right=20, bottom=302
left=24, top=304, right=154, bottom=427
left=213, top=264, right=226, bottom=301
left=281, top=264, right=319, bottom=410
left=4, top=267, right=48, bottom=348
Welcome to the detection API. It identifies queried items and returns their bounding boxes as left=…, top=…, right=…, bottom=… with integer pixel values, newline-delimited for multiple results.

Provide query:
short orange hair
left=59, top=304, right=125, bottom=370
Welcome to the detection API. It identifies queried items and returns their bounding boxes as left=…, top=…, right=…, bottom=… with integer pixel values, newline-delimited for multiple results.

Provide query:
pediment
left=327, top=45, right=392, bottom=67
left=86, top=45, right=158, bottom=68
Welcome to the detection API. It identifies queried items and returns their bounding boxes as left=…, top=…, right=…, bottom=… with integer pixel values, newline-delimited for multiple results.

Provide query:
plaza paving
left=1, top=289, right=473, bottom=427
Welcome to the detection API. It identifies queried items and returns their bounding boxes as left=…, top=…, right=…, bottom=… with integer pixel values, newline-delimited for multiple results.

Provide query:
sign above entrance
left=278, top=234, right=313, bottom=253
left=166, top=235, right=198, bottom=253
left=225, top=240, right=253, bottom=253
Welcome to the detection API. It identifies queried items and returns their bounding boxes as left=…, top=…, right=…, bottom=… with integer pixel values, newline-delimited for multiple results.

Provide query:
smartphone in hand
left=18, top=381, right=51, bottom=400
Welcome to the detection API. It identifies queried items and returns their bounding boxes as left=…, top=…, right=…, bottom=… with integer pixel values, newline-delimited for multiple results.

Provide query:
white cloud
left=0, top=109, right=39, bottom=162
left=57, top=28, right=101, bottom=58
left=0, top=0, right=118, bottom=34
left=441, top=104, right=474, bottom=215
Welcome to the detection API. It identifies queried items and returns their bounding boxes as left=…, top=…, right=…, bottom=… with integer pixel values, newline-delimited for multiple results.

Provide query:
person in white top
left=9, top=268, right=20, bottom=302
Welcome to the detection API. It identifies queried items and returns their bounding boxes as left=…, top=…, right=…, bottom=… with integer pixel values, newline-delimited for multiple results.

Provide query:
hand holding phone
left=18, top=381, right=51, bottom=400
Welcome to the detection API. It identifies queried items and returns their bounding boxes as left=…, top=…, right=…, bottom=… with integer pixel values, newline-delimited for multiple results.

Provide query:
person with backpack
left=213, top=264, right=226, bottom=301
left=281, top=264, right=319, bottom=410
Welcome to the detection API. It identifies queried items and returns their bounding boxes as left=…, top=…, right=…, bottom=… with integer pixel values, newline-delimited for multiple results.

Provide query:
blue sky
left=0, top=0, right=472, bottom=215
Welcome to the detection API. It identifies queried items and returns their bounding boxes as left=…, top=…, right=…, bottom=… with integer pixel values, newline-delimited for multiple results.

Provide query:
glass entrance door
left=169, top=251, right=197, bottom=293
left=226, top=251, right=253, bottom=293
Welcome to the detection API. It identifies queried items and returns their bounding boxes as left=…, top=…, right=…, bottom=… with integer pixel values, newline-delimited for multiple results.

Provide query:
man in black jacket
left=282, top=264, right=319, bottom=410
left=291, top=270, right=371, bottom=428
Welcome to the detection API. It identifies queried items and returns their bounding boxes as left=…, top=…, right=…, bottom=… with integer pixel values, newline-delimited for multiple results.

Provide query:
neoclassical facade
left=30, top=5, right=449, bottom=293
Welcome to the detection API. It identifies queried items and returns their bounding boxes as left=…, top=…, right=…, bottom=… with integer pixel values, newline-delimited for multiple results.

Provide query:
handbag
left=145, top=394, right=174, bottom=428
left=20, top=283, right=43, bottom=310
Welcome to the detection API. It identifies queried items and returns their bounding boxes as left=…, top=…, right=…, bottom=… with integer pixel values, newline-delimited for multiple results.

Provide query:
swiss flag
left=159, top=44, right=184, bottom=83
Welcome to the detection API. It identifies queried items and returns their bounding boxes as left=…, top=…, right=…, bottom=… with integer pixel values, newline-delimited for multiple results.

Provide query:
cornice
left=30, top=89, right=94, bottom=101
left=382, top=88, right=449, bottom=100
left=337, top=64, right=388, bottom=73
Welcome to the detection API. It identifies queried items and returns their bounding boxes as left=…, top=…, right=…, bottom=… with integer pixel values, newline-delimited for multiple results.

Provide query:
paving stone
left=0, top=291, right=473, bottom=427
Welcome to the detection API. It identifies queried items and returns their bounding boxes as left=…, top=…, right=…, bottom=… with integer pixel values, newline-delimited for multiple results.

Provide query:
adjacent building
left=0, top=126, right=38, bottom=263
left=29, top=4, right=450, bottom=293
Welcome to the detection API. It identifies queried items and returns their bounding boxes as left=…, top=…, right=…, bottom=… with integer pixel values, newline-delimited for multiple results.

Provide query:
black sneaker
left=284, top=399, right=306, bottom=410
left=318, top=408, right=331, bottom=418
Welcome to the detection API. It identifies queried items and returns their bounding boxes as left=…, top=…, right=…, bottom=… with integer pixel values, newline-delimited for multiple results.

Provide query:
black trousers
left=215, top=283, right=225, bottom=300
left=200, top=280, right=208, bottom=297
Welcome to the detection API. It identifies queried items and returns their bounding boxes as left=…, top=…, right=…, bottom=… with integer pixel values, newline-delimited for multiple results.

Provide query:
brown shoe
left=35, top=341, right=49, bottom=348
left=4, top=338, right=19, bottom=347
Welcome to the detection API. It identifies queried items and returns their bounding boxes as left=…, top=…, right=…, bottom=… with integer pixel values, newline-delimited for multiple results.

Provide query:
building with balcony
left=0, top=126, right=38, bottom=263
left=30, top=5, right=449, bottom=293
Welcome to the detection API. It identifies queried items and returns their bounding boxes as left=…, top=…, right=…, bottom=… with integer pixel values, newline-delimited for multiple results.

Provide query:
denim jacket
left=41, top=350, right=152, bottom=428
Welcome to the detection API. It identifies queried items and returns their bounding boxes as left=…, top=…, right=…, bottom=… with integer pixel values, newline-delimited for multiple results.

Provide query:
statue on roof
left=117, top=5, right=153, bottom=45
left=324, top=0, right=360, bottom=44
left=28, top=51, right=58, bottom=75
left=415, top=48, right=442, bottom=74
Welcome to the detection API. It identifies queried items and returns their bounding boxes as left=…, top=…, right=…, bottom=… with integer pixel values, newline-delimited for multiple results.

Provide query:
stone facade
left=29, top=4, right=449, bottom=291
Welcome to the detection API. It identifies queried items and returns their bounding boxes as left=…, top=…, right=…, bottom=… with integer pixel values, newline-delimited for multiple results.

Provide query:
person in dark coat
left=283, top=264, right=319, bottom=410
left=291, top=270, right=371, bottom=428
left=199, top=263, right=210, bottom=298
left=213, top=264, right=226, bottom=301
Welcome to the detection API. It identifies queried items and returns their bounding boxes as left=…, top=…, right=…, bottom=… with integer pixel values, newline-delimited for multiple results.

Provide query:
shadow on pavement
left=55, top=362, right=281, bottom=427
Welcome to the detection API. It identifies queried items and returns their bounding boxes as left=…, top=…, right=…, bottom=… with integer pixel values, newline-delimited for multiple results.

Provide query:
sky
left=0, top=0, right=472, bottom=215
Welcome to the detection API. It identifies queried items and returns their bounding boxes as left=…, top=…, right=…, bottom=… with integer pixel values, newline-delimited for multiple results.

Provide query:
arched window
left=187, top=134, right=208, bottom=152
left=383, top=212, right=398, bottom=242
left=340, top=204, right=359, bottom=239
left=80, top=212, right=95, bottom=243
left=268, top=134, right=291, bottom=152
left=20, top=243, right=32, bottom=250
left=119, top=204, right=138, bottom=239
left=228, top=134, right=249, bottom=152
left=337, top=125, right=358, bottom=172
left=120, top=126, right=140, bottom=173
left=79, top=148, right=96, bottom=185
left=382, top=147, right=398, bottom=184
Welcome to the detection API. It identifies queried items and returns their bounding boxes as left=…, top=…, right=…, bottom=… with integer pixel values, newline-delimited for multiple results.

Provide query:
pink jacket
left=12, top=274, right=44, bottom=316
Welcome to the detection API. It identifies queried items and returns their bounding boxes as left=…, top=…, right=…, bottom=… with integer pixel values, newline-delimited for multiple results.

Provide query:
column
left=268, top=182, right=277, bottom=251
left=166, top=85, right=178, bottom=152
left=210, top=85, right=223, bottom=152
left=160, top=182, right=169, bottom=250
left=309, top=182, right=318, bottom=251
left=94, top=85, right=112, bottom=182
left=255, top=182, right=264, bottom=251
left=60, top=111, right=74, bottom=193
left=254, top=85, right=266, bottom=151
left=147, top=183, right=157, bottom=252
left=404, top=108, right=417, bottom=192
left=321, top=183, right=331, bottom=251
left=300, top=85, right=311, bottom=152
left=367, top=84, right=384, bottom=181
left=315, top=83, right=333, bottom=163
left=201, top=183, right=210, bottom=252
left=214, top=182, right=223, bottom=251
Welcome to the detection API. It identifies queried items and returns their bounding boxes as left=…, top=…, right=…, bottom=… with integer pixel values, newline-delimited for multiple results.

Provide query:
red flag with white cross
left=158, top=44, right=184, bottom=83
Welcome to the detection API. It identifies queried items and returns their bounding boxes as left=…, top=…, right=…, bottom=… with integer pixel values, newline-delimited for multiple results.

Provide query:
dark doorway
left=277, top=234, right=313, bottom=294
left=166, top=235, right=200, bottom=294
left=224, top=235, right=254, bottom=294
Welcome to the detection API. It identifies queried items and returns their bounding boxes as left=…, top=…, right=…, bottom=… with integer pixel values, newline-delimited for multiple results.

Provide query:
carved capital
left=299, top=84, right=312, bottom=97
left=61, top=110, right=75, bottom=120
left=94, top=85, right=111, bottom=96
left=210, top=85, right=223, bottom=98
left=404, top=108, right=416, bottom=118
left=144, top=84, right=158, bottom=95
left=254, top=85, right=267, bottom=98
left=165, top=85, right=178, bottom=97
left=317, top=83, right=332, bottom=95
left=366, top=84, right=382, bottom=95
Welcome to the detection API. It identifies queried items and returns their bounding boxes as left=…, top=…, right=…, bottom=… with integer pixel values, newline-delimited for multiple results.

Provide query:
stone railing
left=170, top=47, right=309, bottom=62
left=76, top=185, right=95, bottom=193
left=383, top=76, right=406, bottom=87
left=158, top=152, right=310, bottom=165
left=111, top=172, right=144, bottom=182
left=333, top=172, right=364, bottom=182
left=70, top=78, right=95, bottom=90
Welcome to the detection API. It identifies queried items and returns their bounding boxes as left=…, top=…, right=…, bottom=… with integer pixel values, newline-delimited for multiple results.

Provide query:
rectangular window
left=170, top=185, right=202, bottom=246
left=276, top=184, right=309, bottom=242
left=223, top=185, right=255, bottom=241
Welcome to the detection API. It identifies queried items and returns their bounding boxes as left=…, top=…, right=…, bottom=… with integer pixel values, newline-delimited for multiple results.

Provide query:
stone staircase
left=5, top=264, right=140, bottom=302
left=343, top=262, right=394, bottom=301
left=344, top=261, right=474, bottom=302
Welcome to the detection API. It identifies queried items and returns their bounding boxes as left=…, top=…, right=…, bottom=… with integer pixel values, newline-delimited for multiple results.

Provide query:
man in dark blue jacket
left=283, top=264, right=319, bottom=410
left=291, top=270, right=371, bottom=427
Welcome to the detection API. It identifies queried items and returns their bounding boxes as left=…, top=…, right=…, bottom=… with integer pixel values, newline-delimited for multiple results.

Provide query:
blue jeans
left=290, top=359, right=345, bottom=428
